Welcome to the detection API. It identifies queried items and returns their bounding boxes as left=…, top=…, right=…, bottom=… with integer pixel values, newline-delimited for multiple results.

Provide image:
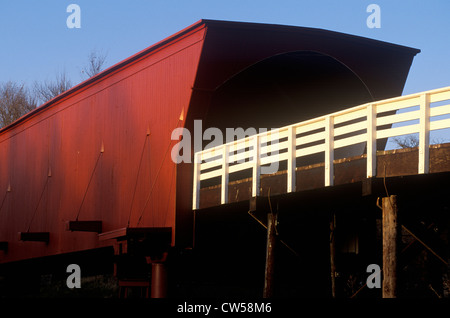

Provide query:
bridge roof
left=1, top=19, right=420, bottom=135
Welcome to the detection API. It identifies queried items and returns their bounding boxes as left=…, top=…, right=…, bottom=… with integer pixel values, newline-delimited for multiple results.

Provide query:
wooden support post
left=382, top=195, right=398, bottom=298
left=263, top=210, right=277, bottom=298
left=151, top=262, right=167, bottom=298
left=447, top=224, right=450, bottom=299
left=330, top=213, right=337, bottom=298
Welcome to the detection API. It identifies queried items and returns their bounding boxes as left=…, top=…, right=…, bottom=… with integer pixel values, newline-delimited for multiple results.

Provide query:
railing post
left=192, top=152, right=201, bottom=210
left=325, top=116, right=334, bottom=186
left=419, top=93, right=430, bottom=174
left=252, top=135, right=261, bottom=197
left=367, top=103, right=377, bottom=178
left=221, top=144, right=229, bottom=204
left=287, top=126, right=296, bottom=193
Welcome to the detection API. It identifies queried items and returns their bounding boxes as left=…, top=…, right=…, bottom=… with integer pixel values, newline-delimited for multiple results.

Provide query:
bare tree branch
left=33, top=71, right=73, bottom=105
left=392, top=134, right=449, bottom=149
left=392, top=135, right=419, bottom=148
left=0, top=81, right=36, bottom=128
left=81, top=50, right=107, bottom=79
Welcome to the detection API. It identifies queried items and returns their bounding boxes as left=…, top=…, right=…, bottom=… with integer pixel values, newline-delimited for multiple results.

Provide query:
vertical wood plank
left=367, top=103, right=377, bottom=178
left=325, top=116, right=334, bottom=186
left=252, top=135, right=261, bottom=197
left=192, top=152, right=201, bottom=210
left=221, top=144, right=229, bottom=204
left=287, top=126, right=296, bottom=193
left=419, top=93, right=430, bottom=174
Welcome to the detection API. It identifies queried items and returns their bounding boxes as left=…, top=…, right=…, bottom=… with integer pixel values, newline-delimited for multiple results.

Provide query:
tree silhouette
left=0, top=81, right=36, bottom=128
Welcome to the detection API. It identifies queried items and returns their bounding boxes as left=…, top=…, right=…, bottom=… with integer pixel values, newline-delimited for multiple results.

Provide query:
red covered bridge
left=3, top=20, right=446, bottom=298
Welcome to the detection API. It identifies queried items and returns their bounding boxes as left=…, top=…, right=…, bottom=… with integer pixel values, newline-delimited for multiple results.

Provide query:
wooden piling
left=151, top=262, right=167, bottom=298
left=263, top=211, right=277, bottom=298
left=382, top=195, right=398, bottom=298
left=330, top=213, right=337, bottom=298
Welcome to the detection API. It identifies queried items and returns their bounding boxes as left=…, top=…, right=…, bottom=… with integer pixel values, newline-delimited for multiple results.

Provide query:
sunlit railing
left=192, top=86, right=450, bottom=210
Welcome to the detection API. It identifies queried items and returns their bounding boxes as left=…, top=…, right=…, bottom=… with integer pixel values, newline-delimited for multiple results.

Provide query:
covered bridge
left=0, top=20, right=423, bottom=297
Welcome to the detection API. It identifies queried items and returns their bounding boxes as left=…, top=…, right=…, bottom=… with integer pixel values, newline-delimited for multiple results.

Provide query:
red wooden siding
left=0, top=23, right=206, bottom=263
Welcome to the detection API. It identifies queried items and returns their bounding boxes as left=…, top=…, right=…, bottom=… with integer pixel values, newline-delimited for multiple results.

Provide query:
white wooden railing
left=192, top=86, right=450, bottom=210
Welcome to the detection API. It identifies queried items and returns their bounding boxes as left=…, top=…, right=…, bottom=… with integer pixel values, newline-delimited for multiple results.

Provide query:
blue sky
left=0, top=1, right=449, bottom=146
left=1, top=0, right=449, bottom=94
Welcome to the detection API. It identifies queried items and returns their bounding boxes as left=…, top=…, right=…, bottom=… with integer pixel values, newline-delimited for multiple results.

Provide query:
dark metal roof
left=201, top=19, right=420, bottom=54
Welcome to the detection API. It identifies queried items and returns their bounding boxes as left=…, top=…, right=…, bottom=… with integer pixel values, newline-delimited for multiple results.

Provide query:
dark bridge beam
left=18, top=232, right=50, bottom=244
left=66, top=221, right=103, bottom=233
left=0, top=242, right=8, bottom=253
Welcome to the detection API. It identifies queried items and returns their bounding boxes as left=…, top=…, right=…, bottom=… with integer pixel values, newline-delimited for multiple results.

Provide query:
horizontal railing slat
left=200, top=150, right=222, bottom=162
left=334, top=120, right=367, bottom=137
left=429, top=91, right=450, bottom=103
left=430, top=104, right=450, bottom=117
left=376, top=96, right=421, bottom=113
left=260, top=140, right=287, bottom=157
left=295, top=120, right=325, bottom=134
left=260, top=152, right=289, bottom=165
left=229, top=161, right=254, bottom=174
left=200, top=169, right=223, bottom=181
left=333, top=108, right=367, bottom=125
left=297, top=131, right=326, bottom=145
left=296, top=143, right=326, bottom=157
left=334, top=133, right=367, bottom=149
left=376, top=124, right=420, bottom=139
left=376, top=110, right=420, bottom=126
left=430, top=118, right=450, bottom=131
left=200, top=158, right=223, bottom=171
left=228, top=149, right=254, bottom=165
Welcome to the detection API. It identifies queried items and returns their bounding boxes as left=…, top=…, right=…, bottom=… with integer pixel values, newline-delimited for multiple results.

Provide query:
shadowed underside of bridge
left=192, top=145, right=450, bottom=298
left=198, top=143, right=450, bottom=210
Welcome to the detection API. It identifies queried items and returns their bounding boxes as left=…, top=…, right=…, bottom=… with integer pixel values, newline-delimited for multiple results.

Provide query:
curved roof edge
left=201, top=19, right=420, bottom=54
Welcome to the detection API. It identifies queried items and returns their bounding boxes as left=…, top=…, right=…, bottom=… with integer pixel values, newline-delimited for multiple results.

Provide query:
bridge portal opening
left=201, top=51, right=376, bottom=178
left=204, top=51, right=374, bottom=133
